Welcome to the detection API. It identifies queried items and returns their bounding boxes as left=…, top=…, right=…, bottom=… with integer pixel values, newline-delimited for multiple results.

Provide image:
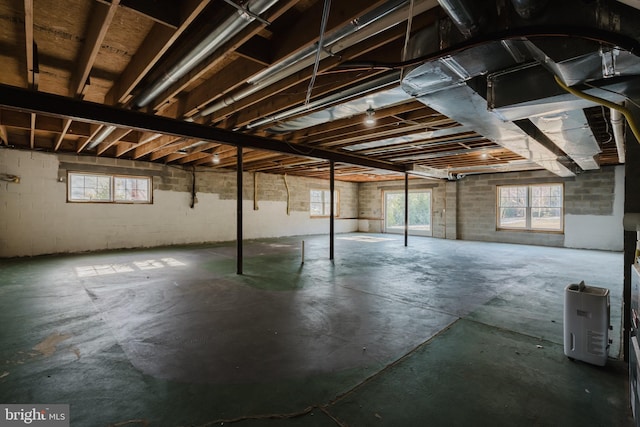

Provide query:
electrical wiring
left=305, top=0, right=332, bottom=105
left=335, top=26, right=640, bottom=72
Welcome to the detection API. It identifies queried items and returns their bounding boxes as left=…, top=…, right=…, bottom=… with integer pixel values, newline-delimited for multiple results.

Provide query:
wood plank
left=97, top=128, right=132, bottom=155
left=76, top=124, right=104, bottom=152
left=181, top=57, right=265, bottom=117
left=138, top=132, right=162, bottom=144
left=133, top=134, right=181, bottom=159
left=268, top=0, right=388, bottom=66
left=120, top=0, right=179, bottom=28
left=70, top=0, right=120, bottom=97
left=151, top=0, right=300, bottom=112
left=0, top=125, right=8, bottom=145
left=29, top=113, right=35, bottom=149
left=106, top=0, right=211, bottom=105
left=115, top=142, right=137, bottom=157
left=209, top=8, right=439, bottom=125
left=149, top=139, right=193, bottom=161
left=24, top=0, right=34, bottom=88
left=54, top=119, right=73, bottom=151
left=0, top=83, right=406, bottom=173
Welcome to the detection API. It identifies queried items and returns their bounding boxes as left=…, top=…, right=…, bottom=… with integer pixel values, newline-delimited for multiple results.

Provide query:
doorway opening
left=384, top=190, right=432, bottom=236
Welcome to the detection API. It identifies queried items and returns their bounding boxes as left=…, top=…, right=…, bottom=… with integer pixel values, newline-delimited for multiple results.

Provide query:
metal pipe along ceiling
left=436, top=0, right=479, bottom=38
left=195, top=0, right=439, bottom=119
left=132, top=0, right=280, bottom=109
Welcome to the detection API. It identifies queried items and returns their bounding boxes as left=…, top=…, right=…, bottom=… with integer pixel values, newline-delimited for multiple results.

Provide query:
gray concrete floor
left=0, top=233, right=631, bottom=426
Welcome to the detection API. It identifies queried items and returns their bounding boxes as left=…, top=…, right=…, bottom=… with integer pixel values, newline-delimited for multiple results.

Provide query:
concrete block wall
left=0, top=149, right=358, bottom=257
left=456, top=166, right=623, bottom=250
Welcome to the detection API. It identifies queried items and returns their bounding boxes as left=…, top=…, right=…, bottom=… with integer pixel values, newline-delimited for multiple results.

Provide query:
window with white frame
left=310, top=189, right=339, bottom=217
left=497, top=183, right=563, bottom=231
left=68, top=172, right=152, bottom=203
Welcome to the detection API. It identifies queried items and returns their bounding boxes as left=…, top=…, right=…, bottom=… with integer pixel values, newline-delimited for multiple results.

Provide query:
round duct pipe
left=510, top=0, right=549, bottom=19
left=437, top=0, right=479, bottom=38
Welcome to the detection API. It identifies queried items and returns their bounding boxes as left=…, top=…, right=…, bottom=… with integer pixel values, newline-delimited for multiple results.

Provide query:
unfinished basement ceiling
left=0, top=0, right=638, bottom=181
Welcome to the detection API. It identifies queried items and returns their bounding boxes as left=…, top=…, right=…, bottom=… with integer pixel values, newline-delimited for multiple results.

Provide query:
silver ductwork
left=251, top=72, right=405, bottom=131
left=529, top=111, right=601, bottom=170
left=132, top=0, right=280, bottom=109
left=86, top=125, right=117, bottom=150
left=400, top=0, right=640, bottom=176
left=437, top=0, right=480, bottom=38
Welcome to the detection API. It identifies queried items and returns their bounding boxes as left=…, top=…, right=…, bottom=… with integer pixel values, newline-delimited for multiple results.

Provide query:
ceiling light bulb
left=364, top=106, right=376, bottom=126
left=212, top=153, right=220, bottom=164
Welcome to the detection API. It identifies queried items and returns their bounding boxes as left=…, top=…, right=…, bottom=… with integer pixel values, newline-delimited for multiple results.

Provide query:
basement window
left=310, top=189, right=339, bottom=217
left=68, top=172, right=152, bottom=203
left=497, top=184, right=563, bottom=231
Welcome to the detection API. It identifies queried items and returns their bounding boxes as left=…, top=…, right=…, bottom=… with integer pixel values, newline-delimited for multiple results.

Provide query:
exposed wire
left=305, top=0, right=332, bottom=105
left=283, top=173, right=291, bottom=215
left=253, top=171, right=259, bottom=210
left=190, top=166, right=196, bottom=209
left=335, top=26, right=640, bottom=71
left=600, top=105, right=613, bottom=144
left=400, top=0, right=416, bottom=80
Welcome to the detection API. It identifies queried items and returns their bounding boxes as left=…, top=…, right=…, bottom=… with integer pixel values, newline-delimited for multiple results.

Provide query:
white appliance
left=564, top=282, right=610, bottom=366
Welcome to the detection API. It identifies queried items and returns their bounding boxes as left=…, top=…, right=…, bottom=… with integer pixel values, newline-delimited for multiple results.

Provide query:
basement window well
left=497, top=184, right=563, bottom=232
left=68, top=172, right=152, bottom=203
left=310, top=189, right=339, bottom=217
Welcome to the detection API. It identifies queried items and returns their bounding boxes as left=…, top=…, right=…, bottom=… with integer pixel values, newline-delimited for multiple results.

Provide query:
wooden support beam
left=133, top=134, right=182, bottom=159
left=0, top=83, right=406, bottom=173
left=0, top=125, right=8, bottom=145
left=24, top=0, right=35, bottom=89
left=76, top=124, right=104, bottom=153
left=181, top=57, right=264, bottom=118
left=149, top=139, right=193, bottom=161
left=151, top=0, right=300, bottom=112
left=54, top=119, right=73, bottom=151
left=120, top=0, right=180, bottom=28
left=71, top=0, right=120, bottom=97
left=115, top=142, right=137, bottom=157
left=29, top=113, right=35, bottom=149
left=106, top=0, right=211, bottom=105
left=97, top=128, right=133, bottom=155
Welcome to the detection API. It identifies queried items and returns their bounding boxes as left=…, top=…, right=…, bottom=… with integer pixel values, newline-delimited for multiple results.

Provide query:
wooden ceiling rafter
left=209, top=7, right=440, bottom=127
left=97, top=128, right=133, bottom=155
left=294, top=109, right=448, bottom=147
left=23, top=0, right=36, bottom=89
left=106, top=0, right=212, bottom=106
left=118, top=0, right=180, bottom=28
left=317, top=117, right=458, bottom=149
left=147, top=139, right=191, bottom=161
left=133, top=134, right=183, bottom=159
left=150, top=0, right=301, bottom=113
left=71, top=0, right=121, bottom=98
left=180, top=0, right=390, bottom=121
left=284, top=100, right=428, bottom=142
left=76, top=124, right=105, bottom=153
left=54, top=119, right=73, bottom=152
left=29, top=113, right=35, bottom=149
